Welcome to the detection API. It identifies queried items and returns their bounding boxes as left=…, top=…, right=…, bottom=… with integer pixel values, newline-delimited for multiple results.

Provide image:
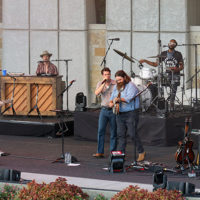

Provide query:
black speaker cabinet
left=0, top=169, right=21, bottom=182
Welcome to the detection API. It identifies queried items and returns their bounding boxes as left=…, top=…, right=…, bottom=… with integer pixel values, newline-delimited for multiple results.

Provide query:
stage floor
left=0, top=135, right=200, bottom=189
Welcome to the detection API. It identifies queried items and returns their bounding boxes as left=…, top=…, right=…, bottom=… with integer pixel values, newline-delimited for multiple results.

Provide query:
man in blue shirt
left=109, top=70, right=145, bottom=162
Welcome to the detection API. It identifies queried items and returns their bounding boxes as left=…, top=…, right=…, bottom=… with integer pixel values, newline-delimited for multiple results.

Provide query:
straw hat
left=40, top=50, right=52, bottom=58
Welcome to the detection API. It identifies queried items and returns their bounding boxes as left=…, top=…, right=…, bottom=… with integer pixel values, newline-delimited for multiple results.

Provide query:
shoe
left=92, top=153, right=104, bottom=158
left=137, top=152, right=146, bottom=162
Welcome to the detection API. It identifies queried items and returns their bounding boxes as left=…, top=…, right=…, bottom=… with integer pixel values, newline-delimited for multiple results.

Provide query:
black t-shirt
left=160, top=50, right=183, bottom=75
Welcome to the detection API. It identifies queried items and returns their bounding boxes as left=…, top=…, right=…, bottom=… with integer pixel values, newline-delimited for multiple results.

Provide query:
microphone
left=163, top=45, right=168, bottom=47
left=51, top=59, right=72, bottom=62
left=69, top=80, right=76, bottom=85
left=101, top=79, right=107, bottom=84
left=37, top=60, right=50, bottom=63
left=108, top=38, right=120, bottom=41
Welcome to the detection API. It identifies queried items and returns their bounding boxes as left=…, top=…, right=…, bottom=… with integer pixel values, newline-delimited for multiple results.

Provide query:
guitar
left=113, top=92, right=121, bottom=115
left=175, top=117, right=195, bottom=165
left=113, top=82, right=152, bottom=115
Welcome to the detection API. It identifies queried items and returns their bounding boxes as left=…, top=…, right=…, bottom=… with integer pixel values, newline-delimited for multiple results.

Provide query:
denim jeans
left=97, top=107, right=117, bottom=154
left=116, top=110, right=144, bottom=154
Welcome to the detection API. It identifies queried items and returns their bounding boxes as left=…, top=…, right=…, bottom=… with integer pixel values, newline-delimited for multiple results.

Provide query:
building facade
left=2, top=0, right=200, bottom=109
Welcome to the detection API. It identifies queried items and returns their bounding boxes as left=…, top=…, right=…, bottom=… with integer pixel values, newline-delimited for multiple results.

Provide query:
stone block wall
left=88, top=24, right=106, bottom=105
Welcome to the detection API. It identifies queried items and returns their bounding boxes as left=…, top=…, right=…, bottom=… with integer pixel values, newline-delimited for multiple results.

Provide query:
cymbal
left=148, top=55, right=166, bottom=58
left=114, top=49, right=135, bottom=63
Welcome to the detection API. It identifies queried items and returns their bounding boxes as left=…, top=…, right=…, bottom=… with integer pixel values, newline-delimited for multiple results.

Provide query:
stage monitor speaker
left=0, top=169, right=21, bottom=182
left=166, top=181, right=195, bottom=195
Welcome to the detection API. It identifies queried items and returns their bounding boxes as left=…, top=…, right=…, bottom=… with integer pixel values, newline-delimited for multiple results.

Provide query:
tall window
left=95, top=0, right=105, bottom=24
left=0, top=0, right=2, bottom=23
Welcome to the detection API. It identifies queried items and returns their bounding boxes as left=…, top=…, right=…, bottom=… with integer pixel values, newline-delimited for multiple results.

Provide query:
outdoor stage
left=0, top=115, right=74, bottom=137
left=0, top=134, right=200, bottom=191
left=74, top=109, right=200, bottom=147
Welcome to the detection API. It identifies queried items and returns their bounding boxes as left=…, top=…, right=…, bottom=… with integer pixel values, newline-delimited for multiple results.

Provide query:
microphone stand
left=179, top=43, right=200, bottom=109
left=186, top=69, right=200, bottom=108
left=52, top=59, right=72, bottom=111
left=1, top=76, right=16, bottom=115
left=27, top=83, right=42, bottom=119
left=100, top=40, right=114, bottom=67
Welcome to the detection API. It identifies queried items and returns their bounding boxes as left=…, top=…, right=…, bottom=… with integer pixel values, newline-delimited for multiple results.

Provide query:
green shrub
left=17, top=177, right=89, bottom=200
left=0, top=184, right=20, bottom=200
left=94, top=194, right=108, bottom=200
left=111, top=185, right=185, bottom=200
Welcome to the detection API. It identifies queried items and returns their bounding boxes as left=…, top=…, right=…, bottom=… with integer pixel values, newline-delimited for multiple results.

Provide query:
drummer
left=139, top=39, right=184, bottom=109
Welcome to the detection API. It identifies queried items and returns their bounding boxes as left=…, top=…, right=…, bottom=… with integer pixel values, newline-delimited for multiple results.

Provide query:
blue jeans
left=97, top=107, right=117, bottom=154
left=116, top=110, right=144, bottom=154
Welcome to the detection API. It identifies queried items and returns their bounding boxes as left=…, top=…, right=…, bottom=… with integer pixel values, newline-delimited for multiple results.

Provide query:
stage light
left=153, top=170, right=167, bottom=191
left=109, top=151, right=125, bottom=173
left=75, top=92, right=87, bottom=111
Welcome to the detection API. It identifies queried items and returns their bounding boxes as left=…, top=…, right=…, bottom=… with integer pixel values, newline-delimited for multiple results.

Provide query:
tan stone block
left=95, top=48, right=105, bottom=56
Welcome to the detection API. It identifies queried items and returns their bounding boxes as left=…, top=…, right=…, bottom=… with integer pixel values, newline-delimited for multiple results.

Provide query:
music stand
left=51, top=109, right=69, bottom=163
left=1, top=76, right=16, bottom=115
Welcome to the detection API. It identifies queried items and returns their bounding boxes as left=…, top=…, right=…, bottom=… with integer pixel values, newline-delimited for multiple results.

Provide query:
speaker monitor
left=0, top=169, right=21, bottom=182
left=166, top=181, right=195, bottom=195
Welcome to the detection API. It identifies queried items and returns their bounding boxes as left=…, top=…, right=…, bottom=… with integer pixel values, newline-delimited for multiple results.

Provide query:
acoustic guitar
left=113, top=82, right=152, bottom=115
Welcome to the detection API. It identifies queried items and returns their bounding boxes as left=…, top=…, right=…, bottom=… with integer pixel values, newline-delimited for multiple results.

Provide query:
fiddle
left=175, top=117, right=195, bottom=165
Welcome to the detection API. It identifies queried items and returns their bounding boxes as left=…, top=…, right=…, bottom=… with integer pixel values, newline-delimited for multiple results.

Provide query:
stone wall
left=2, top=0, right=89, bottom=110
left=88, top=24, right=106, bottom=105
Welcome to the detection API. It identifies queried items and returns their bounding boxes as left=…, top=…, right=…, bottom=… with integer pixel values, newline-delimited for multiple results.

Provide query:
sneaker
left=92, top=153, right=104, bottom=158
left=137, top=152, right=146, bottom=162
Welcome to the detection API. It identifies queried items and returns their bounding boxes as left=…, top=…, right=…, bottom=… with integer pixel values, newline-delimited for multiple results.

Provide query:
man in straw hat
left=36, top=50, right=58, bottom=76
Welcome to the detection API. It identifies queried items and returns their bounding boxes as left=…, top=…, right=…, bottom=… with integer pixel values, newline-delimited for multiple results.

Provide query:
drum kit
left=114, top=49, right=182, bottom=113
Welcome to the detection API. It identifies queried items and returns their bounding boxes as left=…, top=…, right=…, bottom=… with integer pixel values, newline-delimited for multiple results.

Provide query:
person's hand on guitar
left=109, top=101, right=114, bottom=108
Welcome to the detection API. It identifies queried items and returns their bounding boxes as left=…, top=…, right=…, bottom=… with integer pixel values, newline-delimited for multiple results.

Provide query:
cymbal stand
left=27, top=84, right=42, bottom=119
left=1, top=76, right=16, bottom=115
left=179, top=43, right=200, bottom=108
left=181, top=66, right=185, bottom=109
left=186, top=69, right=200, bottom=109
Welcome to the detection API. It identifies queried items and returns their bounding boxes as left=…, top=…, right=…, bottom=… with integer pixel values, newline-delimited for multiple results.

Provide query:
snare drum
left=162, top=73, right=180, bottom=86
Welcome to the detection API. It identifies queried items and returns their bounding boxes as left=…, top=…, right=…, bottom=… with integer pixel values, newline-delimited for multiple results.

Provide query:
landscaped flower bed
left=0, top=177, right=185, bottom=200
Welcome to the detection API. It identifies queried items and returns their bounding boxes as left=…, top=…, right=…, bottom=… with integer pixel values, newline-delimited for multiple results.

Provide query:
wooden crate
left=1, top=76, right=63, bottom=116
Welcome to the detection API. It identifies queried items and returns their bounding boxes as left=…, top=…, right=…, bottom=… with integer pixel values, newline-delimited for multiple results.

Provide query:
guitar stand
left=1, top=77, right=16, bottom=115
left=27, top=84, right=42, bottom=119
left=51, top=110, right=69, bottom=163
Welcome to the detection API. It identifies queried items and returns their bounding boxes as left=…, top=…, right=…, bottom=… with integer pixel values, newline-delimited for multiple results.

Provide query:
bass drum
left=136, top=84, right=158, bottom=112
